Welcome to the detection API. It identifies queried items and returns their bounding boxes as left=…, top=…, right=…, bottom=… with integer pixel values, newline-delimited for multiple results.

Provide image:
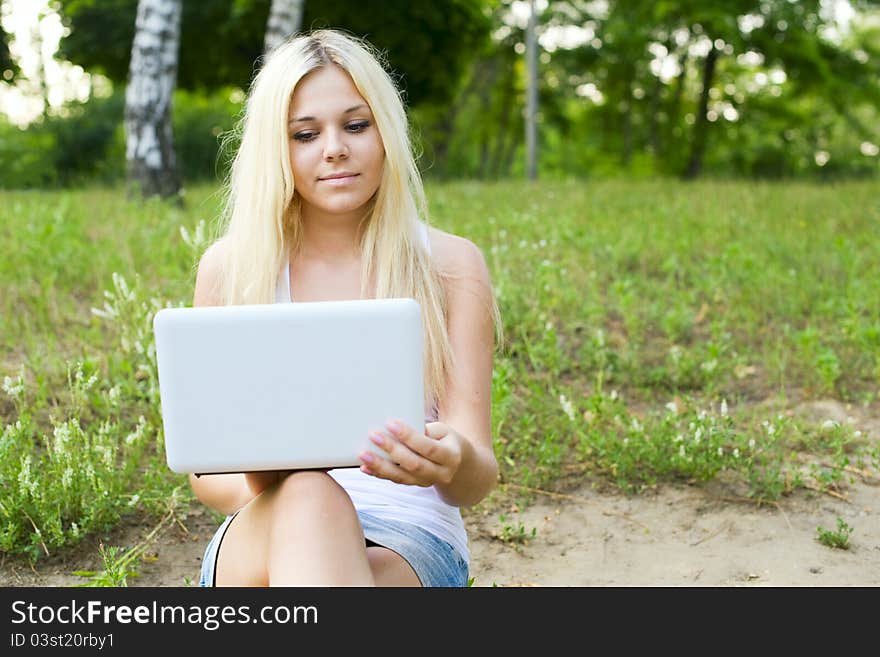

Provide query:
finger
left=358, top=450, right=424, bottom=486
left=384, top=419, right=442, bottom=462
left=425, top=421, right=449, bottom=440
left=368, top=430, right=440, bottom=481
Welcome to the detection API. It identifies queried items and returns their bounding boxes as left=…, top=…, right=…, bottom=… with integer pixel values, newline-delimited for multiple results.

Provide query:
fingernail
left=369, top=433, right=384, bottom=446
left=361, top=452, right=374, bottom=464
left=385, top=420, right=402, bottom=434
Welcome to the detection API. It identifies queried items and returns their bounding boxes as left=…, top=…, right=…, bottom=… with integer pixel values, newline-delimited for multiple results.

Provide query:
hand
left=359, top=420, right=463, bottom=487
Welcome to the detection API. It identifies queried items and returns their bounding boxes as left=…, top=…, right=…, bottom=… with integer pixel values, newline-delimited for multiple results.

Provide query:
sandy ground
left=2, top=400, right=878, bottom=588
left=467, top=478, right=880, bottom=586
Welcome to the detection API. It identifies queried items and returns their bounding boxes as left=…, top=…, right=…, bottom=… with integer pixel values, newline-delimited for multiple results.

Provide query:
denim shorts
left=198, top=510, right=469, bottom=587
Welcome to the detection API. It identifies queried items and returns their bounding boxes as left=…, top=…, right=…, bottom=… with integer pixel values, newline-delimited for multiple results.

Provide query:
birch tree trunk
left=264, top=0, right=305, bottom=54
left=124, top=0, right=182, bottom=199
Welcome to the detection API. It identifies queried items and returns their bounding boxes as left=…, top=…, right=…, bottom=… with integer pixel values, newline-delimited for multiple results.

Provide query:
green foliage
left=72, top=543, right=141, bottom=587
left=428, top=178, right=880, bottom=500
left=172, top=87, right=243, bottom=183
left=0, top=17, right=19, bottom=82
left=1, top=179, right=879, bottom=561
left=0, top=88, right=243, bottom=189
left=56, top=0, right=491, bottom=108
left=43, top=92, right=127, bottom=186
left=0, top=119, right=59, bottom=187
left=412, top=0, right=880, bottom=181
left=0, top=186, right=205, bottom=561
left=496, top=512, right=537, bottom=545
left=816, top=517, right=854, bottom=550
left=0, top=92, right=125, bottom=189
left=0, top=361, right=154, bottom=561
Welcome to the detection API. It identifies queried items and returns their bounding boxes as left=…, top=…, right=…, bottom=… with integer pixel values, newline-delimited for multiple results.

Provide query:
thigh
left=358, top=512, right=470, bottom=587
left=215, top=500, right=271, bottom=586
left=367, top=546, right=421, bottom=587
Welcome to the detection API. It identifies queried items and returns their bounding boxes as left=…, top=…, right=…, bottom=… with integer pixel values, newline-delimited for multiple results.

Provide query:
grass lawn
left=1, top=178, right=878, bottom=564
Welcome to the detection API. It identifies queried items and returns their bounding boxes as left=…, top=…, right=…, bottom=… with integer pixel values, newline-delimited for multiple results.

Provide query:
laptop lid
left=153, top=298, right=425, bottom=474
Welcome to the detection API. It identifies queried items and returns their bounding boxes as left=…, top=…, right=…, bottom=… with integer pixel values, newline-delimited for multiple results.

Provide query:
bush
left=0, top=87, right=243, bottom=189
left=171, top=86, right=243, bottom=183
left=46, top=91, right=127, bottom=186
left=0, top=119, right=59, bottom=188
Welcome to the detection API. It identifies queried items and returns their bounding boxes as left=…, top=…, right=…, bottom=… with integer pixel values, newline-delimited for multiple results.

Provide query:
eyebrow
left=288, top=104, right=369, bottom=125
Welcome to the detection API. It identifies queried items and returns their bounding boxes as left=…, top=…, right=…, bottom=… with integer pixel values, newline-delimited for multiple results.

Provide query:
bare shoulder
left=193, top=237, right=230, bottom=307
left=425, top=226, right=491, bottom=288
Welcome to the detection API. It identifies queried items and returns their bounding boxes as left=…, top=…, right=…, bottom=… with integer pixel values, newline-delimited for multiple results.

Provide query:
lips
left=318, top=172, right=359, bottom=181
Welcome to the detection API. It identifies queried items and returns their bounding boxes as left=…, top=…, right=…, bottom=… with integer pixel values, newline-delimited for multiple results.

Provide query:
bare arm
left=185, top=240, right=279, bottom=515
left=431, top=237, right=498, bottom=506
left=357, top=235, right=499, bottom=507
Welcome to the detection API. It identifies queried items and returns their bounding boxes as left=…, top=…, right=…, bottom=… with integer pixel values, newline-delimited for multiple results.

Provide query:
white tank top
left=273, top=221, right=469, bottom=563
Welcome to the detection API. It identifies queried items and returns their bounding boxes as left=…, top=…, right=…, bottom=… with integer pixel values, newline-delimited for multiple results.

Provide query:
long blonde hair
left=213, top=29, right=490, bottom=409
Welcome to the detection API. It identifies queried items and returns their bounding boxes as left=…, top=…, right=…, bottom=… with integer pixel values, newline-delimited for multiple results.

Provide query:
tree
left=525, top=0, right=537, bottom=179
left=124, top=0, right=182, bottom=199
left=264, top=0, right=305, bottom=54
left=56, top=0, right=490, bottom=109
left=0, top=10, right=20, bottom=83
left=537, top=0, right=880, bottom=178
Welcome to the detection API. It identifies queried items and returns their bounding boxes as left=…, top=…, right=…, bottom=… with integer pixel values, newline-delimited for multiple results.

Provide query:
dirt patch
left=467, top=478, right=880, bottom=586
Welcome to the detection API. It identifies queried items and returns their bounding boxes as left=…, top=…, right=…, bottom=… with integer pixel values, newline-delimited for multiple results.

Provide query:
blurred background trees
left=1, top=0, right=878, bottom=191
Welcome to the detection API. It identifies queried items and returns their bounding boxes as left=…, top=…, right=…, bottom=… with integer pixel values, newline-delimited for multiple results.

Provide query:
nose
left=323, top=128, right=349, bottom=160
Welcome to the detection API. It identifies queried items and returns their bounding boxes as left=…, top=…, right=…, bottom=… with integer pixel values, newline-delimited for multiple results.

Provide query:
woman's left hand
left=359, top=419, right=463, bottom=487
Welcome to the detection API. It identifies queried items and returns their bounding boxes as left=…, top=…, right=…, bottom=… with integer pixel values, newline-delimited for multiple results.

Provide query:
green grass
left=1, top=178, right=879, bottom=564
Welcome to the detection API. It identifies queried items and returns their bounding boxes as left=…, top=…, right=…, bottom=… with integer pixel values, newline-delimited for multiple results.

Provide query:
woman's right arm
left=186, top=240, right=278, bottom=515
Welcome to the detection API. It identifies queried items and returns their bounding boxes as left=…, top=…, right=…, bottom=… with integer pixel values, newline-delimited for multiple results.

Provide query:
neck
left=297, top=208, right=365, bottom=262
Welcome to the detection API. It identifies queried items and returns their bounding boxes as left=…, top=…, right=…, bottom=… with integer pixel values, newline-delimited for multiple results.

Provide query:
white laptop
left=152, top=298, right=425, bottom=474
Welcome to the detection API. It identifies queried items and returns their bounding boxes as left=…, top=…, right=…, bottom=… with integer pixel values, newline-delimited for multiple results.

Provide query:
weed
left=72, top=543, right=141, bottom=587
left=496, top=513, right=536, bottom=544
left=816, top=517, right=854, bottom=550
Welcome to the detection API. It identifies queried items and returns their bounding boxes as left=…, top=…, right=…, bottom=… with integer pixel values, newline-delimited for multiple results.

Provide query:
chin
left=316, top=195, right=376, bottom=215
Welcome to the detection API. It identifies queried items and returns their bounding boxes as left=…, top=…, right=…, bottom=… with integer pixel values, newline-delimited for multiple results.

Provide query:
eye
left=292, top=131, right=317, bottom=142
left=346, top=120, right=371, bottom=133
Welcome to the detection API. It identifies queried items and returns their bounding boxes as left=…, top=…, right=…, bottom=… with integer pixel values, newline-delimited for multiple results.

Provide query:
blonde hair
left=212, top=29, right=496, bottom=409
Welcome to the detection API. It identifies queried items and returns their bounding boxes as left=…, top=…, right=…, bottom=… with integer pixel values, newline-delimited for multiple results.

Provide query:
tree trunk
left=430, top=58, right=488, bottom=178
left=32, top=13, right=50, bottom=122
left=525, top=0, right=538, bottom=180
left=264, top=0, right=305, bottom=54
left=124, top=0, right=182, bottom=200
left=621, top=99, right=632, bottom=166
left=683, top=45, right=719, bottom=180
left=477, top=58, right=500, bottom=178
left=664, top=48, right=688, bottom=167
left=489, top=63, right=517, bottom=179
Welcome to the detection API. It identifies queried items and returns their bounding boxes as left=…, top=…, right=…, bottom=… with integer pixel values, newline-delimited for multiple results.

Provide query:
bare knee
left=264, top=470, right=356, bottom=520
left=216, top=471, right=360, bottom=586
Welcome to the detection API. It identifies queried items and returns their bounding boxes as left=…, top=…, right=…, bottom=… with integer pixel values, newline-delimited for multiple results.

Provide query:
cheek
left=289, top=147, right=313, bottom=191
left=368, top=140, right=386, bottom=181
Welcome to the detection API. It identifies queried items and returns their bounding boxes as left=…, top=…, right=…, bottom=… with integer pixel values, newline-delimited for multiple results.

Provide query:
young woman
left=189, top=29, right=501, bottom=587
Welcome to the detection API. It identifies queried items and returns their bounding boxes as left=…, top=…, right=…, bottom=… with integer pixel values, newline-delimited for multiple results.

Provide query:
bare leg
left=215, top=470, right=374, bottom=586
left=367, top=546, right=421, bottom=586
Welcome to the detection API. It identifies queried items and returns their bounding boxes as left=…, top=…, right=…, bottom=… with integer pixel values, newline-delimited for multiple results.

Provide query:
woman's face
left=287, top=65, right=385, bottom=221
